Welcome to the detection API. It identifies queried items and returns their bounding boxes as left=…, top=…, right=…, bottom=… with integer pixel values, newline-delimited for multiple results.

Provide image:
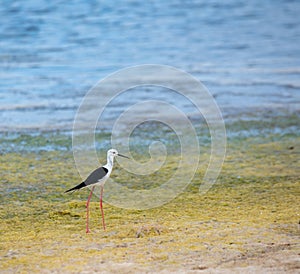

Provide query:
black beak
left=118, top=153, right=130, bottom=159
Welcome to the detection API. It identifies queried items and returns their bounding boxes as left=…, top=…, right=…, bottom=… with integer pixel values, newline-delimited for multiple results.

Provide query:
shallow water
left=0, top=0, right=300, bottom=132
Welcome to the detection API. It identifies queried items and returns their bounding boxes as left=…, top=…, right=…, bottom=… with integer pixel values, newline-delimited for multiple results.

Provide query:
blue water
left=0, top=0, right=300, bottom=132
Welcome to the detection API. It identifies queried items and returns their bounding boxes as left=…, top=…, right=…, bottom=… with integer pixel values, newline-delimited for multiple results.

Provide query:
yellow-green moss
left=0, top=135, right=299, bottom=272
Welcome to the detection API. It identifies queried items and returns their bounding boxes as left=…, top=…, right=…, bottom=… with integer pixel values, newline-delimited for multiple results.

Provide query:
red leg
left=100, top=186, right=106, bottom=230
left=86, top=186, right=95, bottom=234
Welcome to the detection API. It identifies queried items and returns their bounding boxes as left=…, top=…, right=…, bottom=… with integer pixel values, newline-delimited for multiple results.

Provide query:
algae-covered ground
left=0, top=117, right=299, bottom=273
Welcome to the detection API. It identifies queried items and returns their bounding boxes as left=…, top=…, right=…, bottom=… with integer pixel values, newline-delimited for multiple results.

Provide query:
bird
left=65, top=149, right=129, bottom=233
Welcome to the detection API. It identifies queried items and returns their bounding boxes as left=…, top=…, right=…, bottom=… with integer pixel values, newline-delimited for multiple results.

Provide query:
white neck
left=105, top=154, right=114, bottom=169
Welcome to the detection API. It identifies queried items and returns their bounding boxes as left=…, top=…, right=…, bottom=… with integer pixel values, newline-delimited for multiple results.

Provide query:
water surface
left=0, top=0, right=299, bottom=132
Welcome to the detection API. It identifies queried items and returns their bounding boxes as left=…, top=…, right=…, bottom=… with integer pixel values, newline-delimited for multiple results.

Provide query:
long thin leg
left=86, top=186, right=95, bottom=234
left=100, top=186, right=106, bottom=230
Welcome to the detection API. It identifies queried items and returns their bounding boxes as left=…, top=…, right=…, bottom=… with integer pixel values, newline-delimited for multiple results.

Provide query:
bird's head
left=107, top=149, right=129, bottom=159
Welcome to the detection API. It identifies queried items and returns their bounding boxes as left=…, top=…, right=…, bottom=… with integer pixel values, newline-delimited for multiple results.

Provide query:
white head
left=107, top=149, right=129, bottom=159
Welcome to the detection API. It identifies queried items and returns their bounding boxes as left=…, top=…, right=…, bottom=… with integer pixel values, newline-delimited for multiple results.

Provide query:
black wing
left=65, top=167, right=108, bottom=193
left=84, top=167, right=108, bottom=185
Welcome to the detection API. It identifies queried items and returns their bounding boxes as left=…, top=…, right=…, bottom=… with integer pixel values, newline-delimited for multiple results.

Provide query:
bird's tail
left=65, top=182, right=86, bottom=193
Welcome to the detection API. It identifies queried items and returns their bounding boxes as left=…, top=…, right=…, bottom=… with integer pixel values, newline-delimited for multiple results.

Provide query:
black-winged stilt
left=65, top=149, right=129, bottom=233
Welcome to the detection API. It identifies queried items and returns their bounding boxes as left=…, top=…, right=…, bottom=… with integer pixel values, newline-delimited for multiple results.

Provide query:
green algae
left=0, top=118, right=299, bottom=272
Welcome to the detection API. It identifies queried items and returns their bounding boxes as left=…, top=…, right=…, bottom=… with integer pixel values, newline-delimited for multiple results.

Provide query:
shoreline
left=0, top=112, right=299, bottom=154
